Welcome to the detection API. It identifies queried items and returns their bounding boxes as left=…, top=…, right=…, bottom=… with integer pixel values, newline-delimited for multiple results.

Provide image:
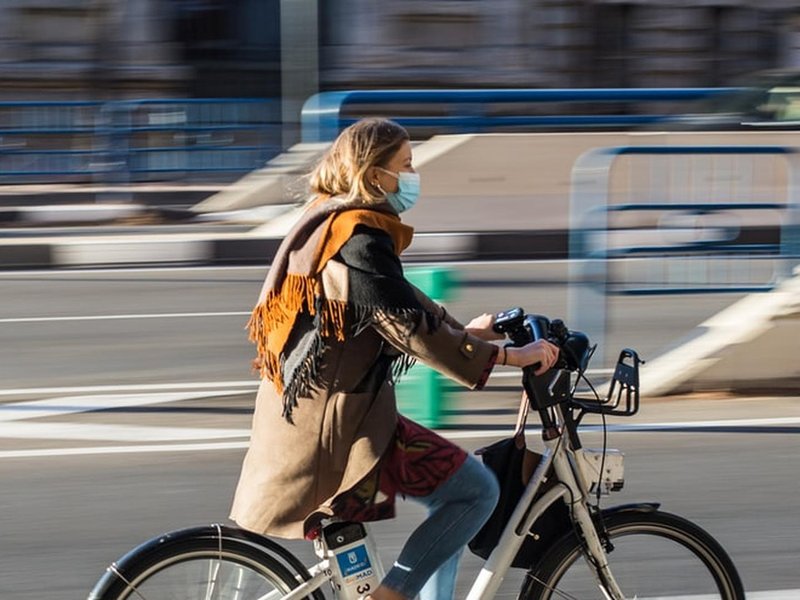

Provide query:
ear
left=366, top=166, right=381, bottom=186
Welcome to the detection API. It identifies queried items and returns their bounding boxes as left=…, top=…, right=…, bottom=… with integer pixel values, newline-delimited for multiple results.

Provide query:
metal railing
left=300, top=88, right=741, bottom=143
left=0, top=99, right=281, bottom=183
left=567, top=144, right=800, bottom=363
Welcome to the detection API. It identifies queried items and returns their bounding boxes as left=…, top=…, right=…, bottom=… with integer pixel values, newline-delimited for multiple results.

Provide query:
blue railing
left=0, top=99, right=281, bottom=183
left=300, top=88, right=741, bottom=143
left=0, top=89, right=752, bottom=182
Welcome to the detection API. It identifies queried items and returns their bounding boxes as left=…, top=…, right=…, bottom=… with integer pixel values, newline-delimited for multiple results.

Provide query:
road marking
left=1, top=382, right=797, bottom=460
left=632, top=593, right=800, bottom=599
left=0, top=422, right=248, bottom=442
left=0, top=311, right=250, bottom=324
left=1, top=416, right=799, bottom=460
left=0, top=369, right=612, bottom=398
left=0, top=440, right=249, bottom=459
left=0, top=380, right=258, bottom=397
left=0, top=390, right=252, bottom=422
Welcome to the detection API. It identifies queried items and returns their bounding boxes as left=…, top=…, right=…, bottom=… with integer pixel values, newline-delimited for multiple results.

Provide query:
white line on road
left=0, top=369, right=612, bottom=398
left=631, top=593, right=800, bottom=599
left=2, top=417, right=799, bottom=460
left=0, top=440, right=249, bottom=459
left=0, top=390, right=253, bottom=421
left=0, top=422, right=249, bottom=442
left=441, top=417, right=800, bottom=439
left=0, top=380, right=258, bottom=397
left=0, top=311, right=250, bottom=324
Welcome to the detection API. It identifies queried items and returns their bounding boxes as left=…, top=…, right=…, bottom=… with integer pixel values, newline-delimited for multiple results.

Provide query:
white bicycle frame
left=267, top=398, right=627, bottom=600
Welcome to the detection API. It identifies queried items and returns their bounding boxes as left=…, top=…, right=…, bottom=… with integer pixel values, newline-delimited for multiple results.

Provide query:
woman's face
left=373, top=140, right=414, bottom=194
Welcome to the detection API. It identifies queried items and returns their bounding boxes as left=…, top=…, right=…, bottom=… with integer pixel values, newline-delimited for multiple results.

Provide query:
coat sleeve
left=372, top=308, right=498, bottom=390
left=336, top=226, right=497, bottom=390
left=408, top=283, right=464, bottom=330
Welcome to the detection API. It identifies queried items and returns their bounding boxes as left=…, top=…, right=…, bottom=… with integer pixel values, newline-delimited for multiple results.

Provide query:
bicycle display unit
left=87, top=308, right=745, bottom=600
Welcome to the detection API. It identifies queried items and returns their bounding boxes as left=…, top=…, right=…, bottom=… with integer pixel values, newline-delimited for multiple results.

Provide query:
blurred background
left=1, top=2, right=799, bottom=600
left=1, top=0, right=800, bottom=187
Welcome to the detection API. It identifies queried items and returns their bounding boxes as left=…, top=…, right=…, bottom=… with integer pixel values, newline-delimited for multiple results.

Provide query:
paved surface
left=2, top=388, right=798, bottom=599
left=0, top=154, right=797, bottom=597
left=0, top=265, right=797, bottom=599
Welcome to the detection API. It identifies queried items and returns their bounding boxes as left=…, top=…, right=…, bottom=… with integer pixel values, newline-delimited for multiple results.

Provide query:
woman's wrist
left=501, top=346, right=514, bottom=367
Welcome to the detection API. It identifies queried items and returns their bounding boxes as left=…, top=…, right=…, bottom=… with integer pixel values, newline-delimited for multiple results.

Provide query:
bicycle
left=87, top=308, right=745, bottom=600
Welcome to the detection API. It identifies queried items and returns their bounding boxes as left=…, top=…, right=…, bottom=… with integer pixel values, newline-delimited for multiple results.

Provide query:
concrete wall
left=409, top=130, right=800, bottom=232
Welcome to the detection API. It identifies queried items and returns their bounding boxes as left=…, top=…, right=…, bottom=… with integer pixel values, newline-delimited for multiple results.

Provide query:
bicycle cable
left=560, top=366, right=614, bottom=590
left=578, top=371, right=608, bottom=506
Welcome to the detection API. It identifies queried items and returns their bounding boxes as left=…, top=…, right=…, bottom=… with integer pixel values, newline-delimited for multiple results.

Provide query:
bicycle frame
left=267, top=345, right=645, bottom=600
left=466, top=402, right=625, bottom=600
left=268, top=408, right=625, bottom=600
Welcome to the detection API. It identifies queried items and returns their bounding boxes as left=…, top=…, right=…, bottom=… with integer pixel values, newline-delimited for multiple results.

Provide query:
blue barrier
left=300, top=88, right=741, bottom=143
left=567, top=145, right=800, bottom=364
left=0, top=99, right=281, bottom=182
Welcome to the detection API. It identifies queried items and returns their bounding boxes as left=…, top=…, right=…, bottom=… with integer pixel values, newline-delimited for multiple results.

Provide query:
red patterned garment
left=306, top=415, right=468, bottom=539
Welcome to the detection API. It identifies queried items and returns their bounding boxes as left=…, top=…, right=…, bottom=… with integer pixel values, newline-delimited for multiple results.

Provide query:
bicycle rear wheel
left=519, top=508, right=745, bottom=600
left=88, top=525, right=313, bottom=600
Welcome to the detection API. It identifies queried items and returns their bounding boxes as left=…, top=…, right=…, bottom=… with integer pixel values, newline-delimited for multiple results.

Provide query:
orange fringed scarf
left=247, top=198, right=414, bottom=419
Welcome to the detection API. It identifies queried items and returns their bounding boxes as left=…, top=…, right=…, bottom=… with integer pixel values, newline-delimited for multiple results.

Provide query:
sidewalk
left=440, top=380, right=800, bottom=432
left=2, top=373, right=796, bottom=460
left=0, top=200, right=570, bottom=268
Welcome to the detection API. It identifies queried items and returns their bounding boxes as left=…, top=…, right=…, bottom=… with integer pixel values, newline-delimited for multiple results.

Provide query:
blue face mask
left=379, top=168, right=420, bottom=213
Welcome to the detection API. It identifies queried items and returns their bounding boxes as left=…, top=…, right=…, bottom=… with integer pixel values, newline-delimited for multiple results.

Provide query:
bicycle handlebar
left=493, top=307, right=594, bottom=373
left=493, top=308, right=643, bottom=418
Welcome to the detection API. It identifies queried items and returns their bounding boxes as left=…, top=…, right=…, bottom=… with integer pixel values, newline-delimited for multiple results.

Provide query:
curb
left=0, top=221, right=782, bottom=269
left=0, top=229, right=569, bottom=269
left=0, top=204, right=149, bottom=227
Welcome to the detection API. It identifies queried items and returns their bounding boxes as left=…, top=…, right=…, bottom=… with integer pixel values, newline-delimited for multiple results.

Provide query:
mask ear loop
left=372, top=180, right=387, bottom=196
left=372, top=166, right=393, bottom=196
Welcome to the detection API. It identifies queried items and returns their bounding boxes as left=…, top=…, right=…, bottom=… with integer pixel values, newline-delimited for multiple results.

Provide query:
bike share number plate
left=324, top=522, right=382, bottom=599
left=336, top=545, right=372, bottom=579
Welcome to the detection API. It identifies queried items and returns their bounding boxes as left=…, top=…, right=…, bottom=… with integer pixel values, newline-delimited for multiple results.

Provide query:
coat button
left=465, top=343, right=474, bottom=352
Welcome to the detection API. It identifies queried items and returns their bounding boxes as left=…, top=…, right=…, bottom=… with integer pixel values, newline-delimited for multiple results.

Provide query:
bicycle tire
left=88, top=525, right=317, bottom=600
left=519, top=508, right=745, bottom=600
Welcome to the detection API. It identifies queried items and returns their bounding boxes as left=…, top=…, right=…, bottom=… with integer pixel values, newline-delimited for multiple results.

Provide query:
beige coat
left=230, top=266, right=497, bottom=539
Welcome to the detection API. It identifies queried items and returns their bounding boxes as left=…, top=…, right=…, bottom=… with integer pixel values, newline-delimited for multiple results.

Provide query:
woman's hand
left=465, top=312, right=505, bottom=341
left=504, top=339, right=560, bottom=375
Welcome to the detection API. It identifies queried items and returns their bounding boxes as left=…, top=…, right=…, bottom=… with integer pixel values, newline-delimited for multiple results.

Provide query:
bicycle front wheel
left=520, top=508, right=745, bottom=600
left=89, top=527, right=307, bottom=600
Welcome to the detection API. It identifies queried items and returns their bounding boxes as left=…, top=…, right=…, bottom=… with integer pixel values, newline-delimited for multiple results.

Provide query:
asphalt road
left=0, top=265, right=797, bottom=599
left=0, top=262, right=745, bottom=389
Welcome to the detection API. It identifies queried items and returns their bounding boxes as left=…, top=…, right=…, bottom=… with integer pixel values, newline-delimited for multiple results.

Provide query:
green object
left=396, top=267, right=457, bottom=427
left=405, top=267, right=456, bottom=302
left=396, top=364, right=446, bottom=427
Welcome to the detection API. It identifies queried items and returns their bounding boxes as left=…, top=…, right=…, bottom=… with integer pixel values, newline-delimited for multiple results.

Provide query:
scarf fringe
left=280, top=330, right=326, bottom=423
left=248, top=274, right=350, bottom=391
left=250, top=294, right=440, bottom=422
left=390, top=353, right=417, bottom=384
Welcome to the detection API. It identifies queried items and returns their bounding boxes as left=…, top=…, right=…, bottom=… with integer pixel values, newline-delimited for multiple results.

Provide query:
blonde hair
left=309, top=118, right=409, bottom=205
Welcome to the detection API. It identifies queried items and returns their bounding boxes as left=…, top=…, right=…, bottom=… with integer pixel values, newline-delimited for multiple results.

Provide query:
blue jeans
left=381, top=455, right=500, bottom=600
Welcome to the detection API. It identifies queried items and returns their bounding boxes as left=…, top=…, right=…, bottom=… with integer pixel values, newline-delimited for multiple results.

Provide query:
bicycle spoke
left=526, top=573, right=583, bottom=600
left=522, top=511, right=743, bottom=600
left=204, top=559, right=221, bottom=600
left=109, top=564, right=151, bottom=600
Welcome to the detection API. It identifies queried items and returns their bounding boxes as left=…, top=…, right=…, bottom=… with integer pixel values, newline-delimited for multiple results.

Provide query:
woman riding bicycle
left=230, top=117, right=559, bottom=600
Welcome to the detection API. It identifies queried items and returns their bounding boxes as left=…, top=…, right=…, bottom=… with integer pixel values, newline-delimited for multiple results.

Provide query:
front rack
left=572, top=348, right=644, bottom=419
